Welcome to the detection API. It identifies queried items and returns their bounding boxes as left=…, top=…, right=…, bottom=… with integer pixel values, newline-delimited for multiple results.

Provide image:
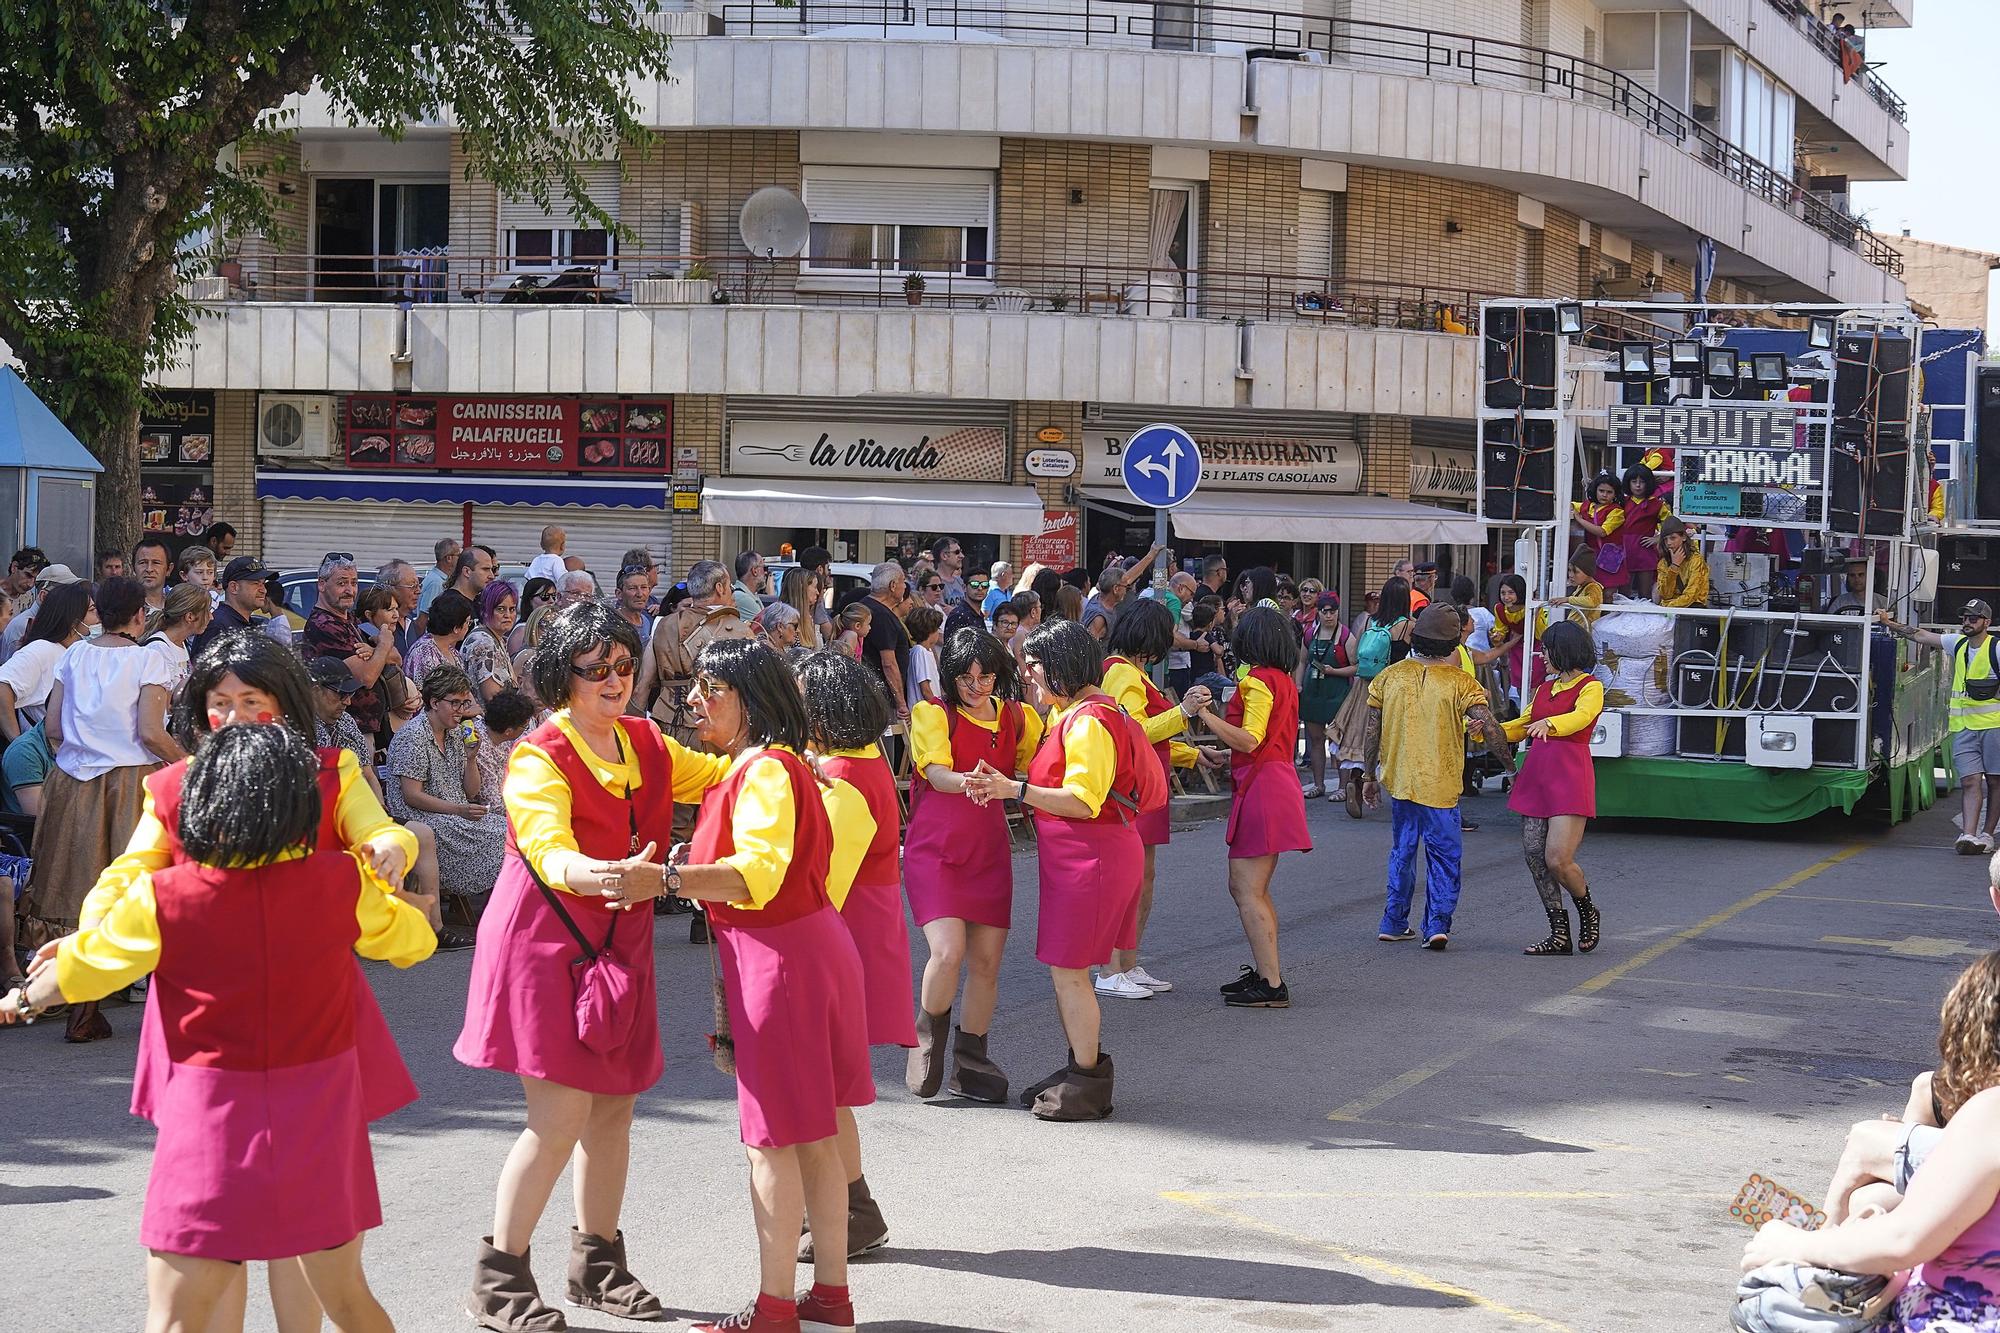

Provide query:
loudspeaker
left=1482, top=306, right=1557, bottom=410
left=1834, top=334, right=1912, bottom=432
left=1479, top=417, right=1556, bottom=522
left=1938, top=534, right=2000, bottom=613
left=1828, top=425, right=1912, bottom=538
left=1977, top=367, right=2000, bottom=521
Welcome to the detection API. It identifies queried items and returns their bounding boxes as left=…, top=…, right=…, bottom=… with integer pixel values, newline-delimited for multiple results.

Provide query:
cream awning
left=1082, top=488, right=1490, bottom=545
left=703, top=477, right=1046, bottom=535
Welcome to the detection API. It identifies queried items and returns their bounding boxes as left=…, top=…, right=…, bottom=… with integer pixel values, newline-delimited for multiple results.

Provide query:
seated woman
left=386, top=665, right=509, bottom=906
left=475, top=687, right=540, bottom=824
left=1654, top=517, right=1710, bottom=608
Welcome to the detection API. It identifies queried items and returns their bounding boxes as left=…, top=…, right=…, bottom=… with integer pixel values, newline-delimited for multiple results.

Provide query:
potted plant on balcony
left=903, top=272, right=926, bottom=306
left=633, top=261, right=715, bottom=306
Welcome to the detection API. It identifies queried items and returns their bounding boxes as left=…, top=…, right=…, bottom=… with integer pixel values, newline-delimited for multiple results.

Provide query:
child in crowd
left=0, top=723, right=434, bottom=1331
left=904, top=605, right=944, bottom=707
left=835, top=602, right=871, bottom=661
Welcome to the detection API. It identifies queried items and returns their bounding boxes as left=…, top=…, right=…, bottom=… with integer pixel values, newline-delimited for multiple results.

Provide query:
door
left=1145, top=184, right=1197, bottom=317
left=28, top=473, right=93, bottom=575
left=378, top=182, right=451, bottom=302
left=312, top=178, right=379, bottom=299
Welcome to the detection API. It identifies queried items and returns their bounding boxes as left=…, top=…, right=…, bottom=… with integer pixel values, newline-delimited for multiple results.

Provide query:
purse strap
left=523, top=726, right=641, bottom=960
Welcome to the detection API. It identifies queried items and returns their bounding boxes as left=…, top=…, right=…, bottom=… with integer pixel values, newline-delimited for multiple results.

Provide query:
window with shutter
left=800, top=166, right=994, bottom=283
left=499, top=163, right=623, bottom=269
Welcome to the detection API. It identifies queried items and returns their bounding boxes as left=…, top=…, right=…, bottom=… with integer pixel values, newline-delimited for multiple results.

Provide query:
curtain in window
left=1146, top=189, right=1188, bottom=317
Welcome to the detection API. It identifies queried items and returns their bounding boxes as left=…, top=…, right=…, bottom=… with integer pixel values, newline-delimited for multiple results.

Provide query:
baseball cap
left=307, top=656, right=362, bottom=694
left=35, top=563, right=80, bottom=586
left=222, top=556, right=271, bottom=587
left=1963, top=599, right=1993, bottom=620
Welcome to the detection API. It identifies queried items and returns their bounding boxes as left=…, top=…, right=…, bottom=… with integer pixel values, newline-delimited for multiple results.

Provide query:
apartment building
left=151, top=0, right=1915, bottom=598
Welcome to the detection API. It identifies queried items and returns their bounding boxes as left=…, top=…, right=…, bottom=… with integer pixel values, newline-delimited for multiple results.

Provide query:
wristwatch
left=8, top=985, right=46, bottom=1024
left=664, top=864, right=684, bottom=899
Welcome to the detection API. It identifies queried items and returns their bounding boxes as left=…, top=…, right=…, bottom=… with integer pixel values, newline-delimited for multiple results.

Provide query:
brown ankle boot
left=947, top=1026, right=1008, bottom=1103
left=565, top=1228, right=663, bottom=1320
left=467, top=1238, right=566, bottom=1332
left=799, top=1174, right=890, bottom=1263
left=1016, top=1051, right=1073, bottom=1107
left=1031, top=1052, right=1116, bottom=1122
left=905, top=1007, right=950, bottom=1098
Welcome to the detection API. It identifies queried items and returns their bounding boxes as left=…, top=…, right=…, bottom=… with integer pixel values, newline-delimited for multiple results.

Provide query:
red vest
left=820, top=750, right=901, bottom=889
left=507, top=718, right=675, bottom=923
left=1225, top=666, right=1298, bottom=777
left=151, top=850, right=363, bottom=1069
left=933, top=698, right=1026, bottom=778
left=1027, top=697, right=1152, bottom=828
left=148, top=747, right=346, bottom=858
left=1104, top=655, right=1174, bottom=773
left=689, top=747, right=834, bottom=930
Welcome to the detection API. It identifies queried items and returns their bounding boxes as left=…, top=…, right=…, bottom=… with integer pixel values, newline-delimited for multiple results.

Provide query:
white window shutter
left=499, top=162, right=623, bottom=231
left=803, top=166, right=993, bottom=228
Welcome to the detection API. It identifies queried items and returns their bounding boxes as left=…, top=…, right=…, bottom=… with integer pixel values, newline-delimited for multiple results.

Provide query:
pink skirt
left=715, top=906, right=876, bottom=1148
left=132, top=961, right=416, bottom=1124
left=1507, top=738, right=1597, bottom=820
left=454, top=852, right=662, bottom=1097
left=1225, top=761, right=1314, bottom=859
left=142, top=1051, right=379, bottom=1260
left=839, top=877, right=917, bottom=1048
left=1032, top=814, right=1143, bottom=969
left=903, top=785, right=1014, bottom=929
left=1135, top=745, right=1172, bottom=847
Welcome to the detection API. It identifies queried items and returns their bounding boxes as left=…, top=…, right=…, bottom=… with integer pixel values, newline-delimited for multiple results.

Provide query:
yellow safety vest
left=1950, top=634, right=2000, bottom=732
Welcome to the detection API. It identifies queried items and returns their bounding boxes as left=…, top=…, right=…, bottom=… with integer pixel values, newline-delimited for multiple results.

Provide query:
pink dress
left=1621, top=494, right=1666, bottom=576
left=692, top=748, right=874, bottom=1148
left=454, top=719, right=674, bottom=1096
left=1507, top=678, right=1598, bottom=819
left=903, top=700, right=1025, bottom=929
left=1224, top=667, right=1313, bottom=860
left=820, top=748, right=917, bottom=1048
left=1103, top=656, right=1175, bottom=848
left=1028, top=700, right=1145, bottom=969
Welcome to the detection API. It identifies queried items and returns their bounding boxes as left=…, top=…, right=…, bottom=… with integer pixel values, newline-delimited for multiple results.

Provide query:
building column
left=214, top=391, right=262, bottom=559
left=1354, top=415, right=1414, bottom=606
left=671, top=394, right=723, bottom=579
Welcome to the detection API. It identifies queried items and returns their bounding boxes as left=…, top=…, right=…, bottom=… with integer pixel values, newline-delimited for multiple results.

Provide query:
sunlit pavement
left=8, top=781, right=1993, bottom=1331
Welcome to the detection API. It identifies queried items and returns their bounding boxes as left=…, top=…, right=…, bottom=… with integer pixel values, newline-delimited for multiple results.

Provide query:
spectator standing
left=732, top=549, right=768, bottom=621
left=258, top=571, right=302, bottom=646
left=511, top=577, right=558, bottom=656
left=524, top=525, right=568, bottom=586
left=0, top=552, right=62, bottom=663
left=190, top=556, right=267, bottom=659
left=419, top=538, right=460, bottom=613
left=859, top=562, right=913, bottom=719
left=356, top=587, right=418, bottom=728
left=648, top=560, right=748, bottom=748
left=451, top=544, right=498, bottom=605
left=303, top=554, right=388, bottom=743
left=131, top=535, right=172, bottom=613
left=777, top=565, right=823, bottom=651
left=95, top=549, right=125, bottom=581
left=0, top=582, right=95, bottom=743
left=930, top=536, right=967, bottom=605
left=173, top=546, right=217, bottom=606
left=904, top=605, right=944, bottom=707
left=202, top=521, right=237, bottom=564
left=797, top=545, right=836, bottom=641
left=376, top=559, right=423, bottom=652
left=386, top=665, right=508, bottom=906
left=982, top=562, right=1013, bottom=620
left=463, top=581, right=521, bottom=702
left=613, top=564, right=657, bottom=714
left=557, top=569, right=597, bottom=608
left=140, top=584, right=213, bottom=699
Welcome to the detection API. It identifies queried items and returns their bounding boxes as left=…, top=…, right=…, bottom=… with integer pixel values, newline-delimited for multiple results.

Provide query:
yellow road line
left=1328, top=843, right=1866, bottom=1124
left=1609, top=975, right=1917, bottom=1005
left=1161, top=1191, right=1574, bottom=1331
left=1788, top=892, right=1999, bottom=916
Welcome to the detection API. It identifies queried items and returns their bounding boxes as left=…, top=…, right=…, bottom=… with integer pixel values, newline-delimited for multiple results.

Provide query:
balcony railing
left=1764, top=0, right=1907, bottom=122
left=707, top=0, right=1903, bottom=277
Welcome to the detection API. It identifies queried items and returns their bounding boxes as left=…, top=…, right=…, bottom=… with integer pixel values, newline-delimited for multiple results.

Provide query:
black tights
left=1521, top=817, right=1574, bottom=915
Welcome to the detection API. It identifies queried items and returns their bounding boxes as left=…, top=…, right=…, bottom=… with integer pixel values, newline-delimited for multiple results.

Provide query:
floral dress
left=384, top=715, right=508, bottom=898
left=462, top=626, right=516, bottom=696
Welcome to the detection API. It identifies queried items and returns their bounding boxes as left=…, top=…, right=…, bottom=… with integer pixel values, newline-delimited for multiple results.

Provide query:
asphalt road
left=6, top=778, right=1996, bottom=1332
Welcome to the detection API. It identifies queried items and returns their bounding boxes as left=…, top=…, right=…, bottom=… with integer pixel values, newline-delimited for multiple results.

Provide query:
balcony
left=1762, top=0, right=1905, bottom=122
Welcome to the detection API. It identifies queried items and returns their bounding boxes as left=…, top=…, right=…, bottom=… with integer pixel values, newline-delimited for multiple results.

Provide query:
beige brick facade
left=1885, top=234, right=1998, bottom=330
left=1206, top=152, right=1300, bottom=280
left=231, top=138, right=306, bottom=300
left=212, top=391, right=261, bottom=559
left=1354, top=415, right=1415, bottom=606
left=668, top=393, right=724, bottom=577
left=995, top=140, right=1152, bottom=289
left=626, top=130, right=804, bottom=260
left=1342, top=167, right=1526, bottom=301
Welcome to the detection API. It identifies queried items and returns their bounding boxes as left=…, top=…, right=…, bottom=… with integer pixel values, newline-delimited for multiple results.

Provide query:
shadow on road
left=0, top=1182, right=116, bottom=1206
left=1308, top=1119, right=1593, bottom=1156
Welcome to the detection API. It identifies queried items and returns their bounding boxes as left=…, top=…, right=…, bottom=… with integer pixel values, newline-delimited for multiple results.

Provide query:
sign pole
left=1153, top=509, right=1170, bottom=591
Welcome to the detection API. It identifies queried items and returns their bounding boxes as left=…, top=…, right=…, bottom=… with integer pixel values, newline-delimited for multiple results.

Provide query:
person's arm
left=504, top=740, right=648, bottom=897
left=1877, top=610, right=1946, bottom=649
left=329, top=750, right=416, bottom=889
left=974, top=711, right=1112, bottom=820
left=1115, top=545, right=1163, bottom=594
left=1572, top=502, right=1609, bottom=538
left=1108, top=663, right=1198, bottom=746
left=673, top=754, right=792, bottom=906
left=1360, top=698, right=1384, bottom=805
left=1461, top=675, right=1511, bottom=760
left=14, top=872, right=167, bottom=1015
left=912, top=700, right=969, bottom=793
left=461, top=732, right=484, bottom=806
left=818, top=777, right=876, bottom=912
left=0, top=682, right=20, bottom=744
left=400, top=772, right=478, bottom=820
left=1197, top=674, right=1271, bottom=754
left=43, top=680, right=62, bottom=753
left=877, top=650, right=907, bottom=717
left=1525, top=679, right=1604, bottom=741
left=136, top=684, right=187, bottom=765
left=348, top=854, right=438, bottom=966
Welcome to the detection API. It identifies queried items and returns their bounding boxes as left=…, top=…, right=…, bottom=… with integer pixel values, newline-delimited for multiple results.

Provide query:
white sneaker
left=1124, top=966, right=1173, bottom=993
left=1981, top=832, right=1995, bottom=853
left=1956, top=833, right=1981, bottom=856
left=1300, top=782, right=1323, bottom=798
left=1093, top=971, right=1154, bottom=1000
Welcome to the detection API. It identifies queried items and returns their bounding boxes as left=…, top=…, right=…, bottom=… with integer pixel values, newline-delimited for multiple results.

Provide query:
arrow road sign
left=1121, top=422, right=1203, bottom=508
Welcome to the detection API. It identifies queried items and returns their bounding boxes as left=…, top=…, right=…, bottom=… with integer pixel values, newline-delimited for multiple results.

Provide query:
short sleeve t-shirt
left=859, top=596, right=912, bottom=696
left=2, top=721, right=52, bottom=812
left=1366, top=656, right=1490, bottom=810
left=52, top=640, right=178, bottom=781
left=0, top=638, right=66, bottom=726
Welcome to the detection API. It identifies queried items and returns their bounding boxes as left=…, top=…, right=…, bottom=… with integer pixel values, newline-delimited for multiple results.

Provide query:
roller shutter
left=497, top=162, right=622, bottom=231
left=259, top=499, right=461, bottom=576
left=469, top=506, right=670, bottom=587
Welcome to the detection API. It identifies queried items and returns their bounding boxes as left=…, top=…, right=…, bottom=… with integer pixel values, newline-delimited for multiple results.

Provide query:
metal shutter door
left=802, top=167, right=993, bottom=227
left=259, top=499, right=461, bottom=575
left=1297, top=189, right=1333, bottom=283
left=469, top=506, right=669, bottom=587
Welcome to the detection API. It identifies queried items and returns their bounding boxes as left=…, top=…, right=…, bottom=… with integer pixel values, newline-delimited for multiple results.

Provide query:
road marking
left=1161, top=1191, right=1574, bottom=1331
left=1612, top=976, right=1917, bottom=1006
left=1328, top=843, right=1865, bottom=1124
left=1820, top=934, right=1987, bottom=958
left=1789, top=893, right=1999, bottom=916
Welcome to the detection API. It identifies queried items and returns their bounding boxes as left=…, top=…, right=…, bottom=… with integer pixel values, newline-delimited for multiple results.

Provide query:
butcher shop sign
left=345, top=396, right=671, bottom=475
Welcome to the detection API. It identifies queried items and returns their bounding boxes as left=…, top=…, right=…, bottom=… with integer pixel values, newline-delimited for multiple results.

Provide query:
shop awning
left=257, top=471, right=666, bottom=509
left=1081, top=488, right=1488, bottom=545
left=703, top=477, right=1045, bottom=535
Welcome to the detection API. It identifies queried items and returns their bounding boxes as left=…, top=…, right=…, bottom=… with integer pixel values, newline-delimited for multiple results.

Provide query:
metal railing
left=1764, top=0, right=1907, bottom=122
left=709, top=0, right=1902, bottom=276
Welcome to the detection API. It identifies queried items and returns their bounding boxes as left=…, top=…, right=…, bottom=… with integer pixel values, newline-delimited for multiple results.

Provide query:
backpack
left=1072, top=699, right=1169, bottom=822
left=1356, top=620, right=1398, bottom=679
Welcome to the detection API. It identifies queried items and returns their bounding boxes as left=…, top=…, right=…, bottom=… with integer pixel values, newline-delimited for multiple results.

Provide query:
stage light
left=1618, top=341, right=1655, bottom=380
left=1556, top=302, right=1584, bottom=336
left=1807, top=316, right=1836, bottom=350
left=1705, top=347, right=1740, bottom=382
left=1669, top=340, right=1703, bottom=374
left=1751, top=352, right=1788, bottom=388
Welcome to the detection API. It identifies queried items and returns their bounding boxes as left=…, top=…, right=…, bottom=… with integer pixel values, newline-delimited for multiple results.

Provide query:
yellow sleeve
left=504, top=741, right=587, bottom=889
left=719, top=755, right=796, bottom=911
left=1013, top=703, right=1045, bottom=774
left=350, top=853, right=438, bottom=967
left=662, top=732, right=731, bottom=803
left=910, top=700, right=952, bottom=773
left=1238, top=674, right=1273, bottom=746
left=1660, top=554, right=1709, bottom=608
left=78, top=786, right=174, bottom=928
left=1056, top=713, right=1118, bottom=817
left=333, top=751, right=417, bottom=882
left=1109, top=663, right=1188, bottom=746
left=1502, top=713, right=1531, bottom=742
left=1578, top=582, right=1604, bottom=610
left=1544, top=679, right=1606, bottom=738
left=1456, top=671, right=1492, bottom=716
left=1168, top=739, right=1200, bottom=768
left=56, top=873, right=162, bottom=1002
left=818, top=778, right=876, bottom=913
left=1601, top=506, right=1626, bottom=536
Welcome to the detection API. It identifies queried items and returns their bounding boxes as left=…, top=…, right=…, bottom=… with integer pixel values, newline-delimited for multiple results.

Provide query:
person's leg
left=1225, top=855, right=1281, bottom=982
left=0, top=878, right=19, bottom=989
left=146, top=1252, right=240, bottom=1333
left=293, top=1236, right=392, bottom=1333
left=960, top=923, right=1008, bottom=1034
left=1111, top=847, right=1157, bottom=976
left=1419, top=803, right=1463, bottom=941
left=916, top=917, right=967, bottom=1017
left=1049, top=966, right=1102, bottom=1067
left=267, top=1257, right=326, bottom=1333
left=198, top=1263, right=248, bottom=1333
left=1305, top=722, right=1328, bottom=791
left=572, top=1092, right=638, bottom=1240
left=745, top=1144, right=805, bottom=1300
left=1982, top=772, right=2000, bottom=840
left=1379, top=799, right=1418, bottom=936
left=492, top=1075, right=593, bottom=1253
left=400, top=819, right=441, bottom=929
left=798, top=1136, right=849, bottom=1290
left=1542, top=815, right=1590, bottom=900
left=1521, top=817, right=1560, bottom=912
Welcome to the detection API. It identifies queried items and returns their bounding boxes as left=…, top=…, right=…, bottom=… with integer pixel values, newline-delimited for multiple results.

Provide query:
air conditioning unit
left=257, top=394, right=336, bottom=458
left=661, top=202, right=704, bottom=275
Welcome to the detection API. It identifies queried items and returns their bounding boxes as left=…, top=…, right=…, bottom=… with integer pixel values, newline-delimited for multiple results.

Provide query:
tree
left=0, top=0, right=672, bottom=554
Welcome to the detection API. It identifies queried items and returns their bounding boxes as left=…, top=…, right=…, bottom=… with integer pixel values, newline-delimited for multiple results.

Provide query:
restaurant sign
left=729, top=420, right=1009, bottom=483
left=345, top=396, right=671, bottom=474
left=1022, top=509, right=1079, bottom=569
left=1085, top=431, right=1361, bottom=493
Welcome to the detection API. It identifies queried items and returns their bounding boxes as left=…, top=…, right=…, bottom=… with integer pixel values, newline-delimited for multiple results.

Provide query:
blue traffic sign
left=1120, top=422, right=1203, bottom=508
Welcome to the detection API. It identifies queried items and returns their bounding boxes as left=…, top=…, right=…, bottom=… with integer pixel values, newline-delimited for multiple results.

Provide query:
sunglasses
left=969, top=580, right=991, bottom=590
left=322, top=552, right=354, bottom=563
left=570, top=657, right=637, bottom=682
left=690, top=675, right=731, bottom=699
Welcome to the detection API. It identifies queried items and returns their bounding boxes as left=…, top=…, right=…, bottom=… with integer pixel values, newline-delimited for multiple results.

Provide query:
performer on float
left=966, top=618, right=1162, bottom=1121
left=457, top=603, right=728, bottom=1331
left=1192, top=607, right=1312, bottom=1009
left=1095, top=598, right=1220, bottom=999
left=667, top=639, right=873, bottom=1333
left=1572, top=472, right=1629, bottom=594
left=1620, top=463, right=1671, bottom=600
left=902, top=627, right=1043, bottom=1102
left=2, top=723, right=435, bottom=1331
left=796, top=647, right=912, bottom=1260
left=1505, top=622, right=1605, bottom=956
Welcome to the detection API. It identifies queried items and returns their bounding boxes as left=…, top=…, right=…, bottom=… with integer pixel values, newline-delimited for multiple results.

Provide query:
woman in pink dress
left=1571, top=472, right=1630, bottom=594
left=902, top=627, right=1043, bottom=1102
left=1503, top=622, right=1605, bottom=956
left=797, top=647, right=913, bottom=1260
left=665, top=638, right=874, bottom=1333
left=2, top=723, right=434, bottom=1332
left=456, top=603, right=729, bottom=1331
left=1619, top=464, right=1669, bottom=600
left=967, top=619, right=1159, bottom=1121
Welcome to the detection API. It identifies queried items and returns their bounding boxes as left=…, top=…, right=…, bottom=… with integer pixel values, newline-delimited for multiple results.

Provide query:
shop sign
left=1606, top=403, right=1797, bottom=451
left=1022, top=509, right=1079, bottom=569
left=672, top=479, right=703, bottom=512
left=1084, top=431, right=1361, bottom=493
left=138, top=390, right=215, bottom=468
left=1025, top=448, right=1077, bottom=479
left=729, top=420, right=1008, bottom=483
left=345, top=396, right=671, bottom=474
left=1036, top=426, right=1067, bottom=444
left=1410, top=446, right=1476, bottom=502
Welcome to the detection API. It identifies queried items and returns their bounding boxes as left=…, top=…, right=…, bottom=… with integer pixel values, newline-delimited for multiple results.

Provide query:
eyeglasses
left=690, top=675, right=731, bottom=699
left=923, top=582, right=942, bottom=592
left=443, top=695, right=479, bottom=711
left=955, top=671, right=997, bottom=693
left=570, top=657, right=638, bottom=682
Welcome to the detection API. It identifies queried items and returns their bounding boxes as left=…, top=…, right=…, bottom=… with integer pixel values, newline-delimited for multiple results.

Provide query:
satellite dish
left=738, top=186, right=810, bottom=259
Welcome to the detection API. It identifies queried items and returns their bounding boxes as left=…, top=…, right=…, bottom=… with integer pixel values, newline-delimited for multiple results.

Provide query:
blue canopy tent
left=0, top=367, right=104, bottom=574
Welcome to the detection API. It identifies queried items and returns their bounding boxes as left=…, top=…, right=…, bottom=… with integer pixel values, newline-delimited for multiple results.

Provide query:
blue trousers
left=1379, top=797, right=1462, bottom=939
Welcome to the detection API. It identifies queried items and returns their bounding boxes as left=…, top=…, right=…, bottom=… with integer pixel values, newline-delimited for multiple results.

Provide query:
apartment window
left=802, top=167, right=993, bottom=281
left=1603, top=13, right=1657, bottom=71
left=499, top=163, right=621, bottom=269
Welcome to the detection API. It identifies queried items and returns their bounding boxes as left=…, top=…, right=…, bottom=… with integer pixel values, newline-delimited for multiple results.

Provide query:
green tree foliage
left=0, top=0, right=672, bottom=550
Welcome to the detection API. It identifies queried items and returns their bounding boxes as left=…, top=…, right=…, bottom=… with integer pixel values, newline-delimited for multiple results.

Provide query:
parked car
left=275, top=568, right=378, bottom=623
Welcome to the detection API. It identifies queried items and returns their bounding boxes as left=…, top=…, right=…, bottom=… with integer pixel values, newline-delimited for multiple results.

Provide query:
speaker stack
left=1827, top=333, right=1913, bottom=537
left=1479, top=306, right=1558, bottom=523
left=1480, top=306, right=1557, bottom=410
left=1937, top=533, right=2000, bottom=615
left=1976, top=366, right=2000, bottom=522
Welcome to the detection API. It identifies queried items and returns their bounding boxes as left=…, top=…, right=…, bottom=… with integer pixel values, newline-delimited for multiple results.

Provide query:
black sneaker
left=1223, top=977, right=1290, bottom=1008
left=1425, top=933, right=1450, bottom=951
left=1219, top=964, right=1259, bottom=995
left=1377, top=928, right=1417, bottom=942
left=690, top=912, right=710, bottom=945
left=435, top=929, right=477, bottom=952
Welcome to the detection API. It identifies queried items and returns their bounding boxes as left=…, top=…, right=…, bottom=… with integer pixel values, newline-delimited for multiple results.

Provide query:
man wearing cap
left=0, top=560, right=77, bottom=665
left=1410, top=561, right=1438, bottom=613
left=1880, top=601, right=2000, bottom=854
left=1361, top=603, right=1512, bottom=949
left=192, top=555, right=271, bottom=657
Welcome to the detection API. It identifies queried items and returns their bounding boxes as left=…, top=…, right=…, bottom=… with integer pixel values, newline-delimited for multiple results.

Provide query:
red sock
left=756, top=1292, right=797, bottom=1319
left=810, top=1283, right=850, bottom=1303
